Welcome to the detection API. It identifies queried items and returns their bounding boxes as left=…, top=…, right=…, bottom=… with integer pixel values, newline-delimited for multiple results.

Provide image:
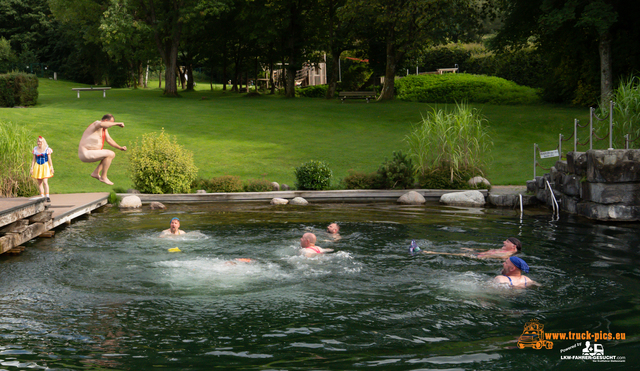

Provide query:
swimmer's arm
left=320, top=247, right=334, bottom=253
left=104, top=130, right=127, bottom=151
left=421, top=250, right=470, bottom=257
left=97, top=120, right=125, bottom=129
left=493, top=276, right=510, bottom=284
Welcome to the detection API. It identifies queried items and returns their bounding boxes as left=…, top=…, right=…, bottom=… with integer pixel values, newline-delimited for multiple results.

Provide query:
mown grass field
left=1, top=79, right=592, bottom=194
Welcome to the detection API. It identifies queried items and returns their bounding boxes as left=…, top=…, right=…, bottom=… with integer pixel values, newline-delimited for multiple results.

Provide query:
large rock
left=581, top=182, right=640, bottom=205
left=289, top=197, right=308, bottom=205
left=270, top=198, right=288, bottom=205
left=587, top=149, right=640, bottom=183
left=555, top=160, right=568, bottom=173
left=468, top=176, right=490, bottom=188
left=440, top=190, right=485, bottom=207
left=149, top=201, right=166, bottom=210
left=271, top=182, right=280, bottom=191
left=120, top=195, right=142, bottom=209
left=488, top=194, right=539, bottom=207
left=281, top=184, right=290, bottom=191
left=576, top=202, right=640, bottom=222
left=562, top=174, right=581, bottom=197
left=567, top=151, right=587, bottom=176
left=397, top=191, right=426, bottom=205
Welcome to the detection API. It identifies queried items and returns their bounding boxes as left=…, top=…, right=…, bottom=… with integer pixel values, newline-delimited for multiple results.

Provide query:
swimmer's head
left=170, top=217, right=180, bottom=232
left=506, top=237, right=522, bottom=251
left=327, top=223, right=340, bottom=234
left=300, top=232, right=316, bottom=247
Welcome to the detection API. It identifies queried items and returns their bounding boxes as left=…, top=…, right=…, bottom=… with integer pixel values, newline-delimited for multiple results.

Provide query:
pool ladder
left=544, top=179, right=560, bottom=221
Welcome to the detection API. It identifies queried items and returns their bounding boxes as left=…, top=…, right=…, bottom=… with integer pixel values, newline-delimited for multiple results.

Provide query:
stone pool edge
left=116, top=189, right=489, bottom=204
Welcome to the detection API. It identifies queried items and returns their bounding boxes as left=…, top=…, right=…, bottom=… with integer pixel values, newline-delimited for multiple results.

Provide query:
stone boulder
left=587, top=149, right=640, bottom=183
left=289, top=197, right=308, bottom=205
left=567, top=151, right=587, bottom=176
left=196, top=189, right=207, bottom=194
left=271, top=182, right=280, bottom=191
left=281, top=184, right=290, bottom=191
left=270, top=198, right=288, bottom=205
left=120, top=195, right=142, bottom=209
left=397, top=191, right=426, bottom=205
left=440, top=190, right=485, bottom=207
left=149, top=201, right=166, bottom=210
left=468, top=176, right=490, bottom=188
left=127, top=188, right=141, bottom=194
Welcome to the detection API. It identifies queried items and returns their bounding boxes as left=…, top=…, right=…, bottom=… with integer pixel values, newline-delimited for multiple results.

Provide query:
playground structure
left=266, top=61, right=327, bottom=90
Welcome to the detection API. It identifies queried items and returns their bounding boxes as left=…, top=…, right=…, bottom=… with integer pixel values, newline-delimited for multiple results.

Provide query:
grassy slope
left=1, top=79, right=589, bottom=193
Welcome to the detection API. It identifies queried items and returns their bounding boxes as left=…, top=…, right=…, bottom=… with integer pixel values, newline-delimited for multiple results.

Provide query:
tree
left=129, top=0, right=227, bottom=96
left=345, top=0, right=485, bottom=101
left=493, top=0, right=640, bottom=104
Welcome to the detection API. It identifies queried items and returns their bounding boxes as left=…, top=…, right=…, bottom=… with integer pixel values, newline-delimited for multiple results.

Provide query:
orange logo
left=517, top=319, right=553, bottom=350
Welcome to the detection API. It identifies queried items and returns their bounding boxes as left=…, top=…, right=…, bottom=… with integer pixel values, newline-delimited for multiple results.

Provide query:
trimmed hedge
left=395, top=74, right=540, bottom=105
left=0, top=72, right=38, bottom=107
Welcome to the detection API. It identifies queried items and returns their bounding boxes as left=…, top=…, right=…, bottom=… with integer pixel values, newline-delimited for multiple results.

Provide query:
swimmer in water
left=225, top=258, right=253, bottom=265
left=493, top=256, right=537, bottom=288
left=160, top=217, right=186, bottom=237
left=300, top=232, right=333, bottom=257
left=421, top=237, right=522, bottom=259
left=326, top=223, right=341, bottom=241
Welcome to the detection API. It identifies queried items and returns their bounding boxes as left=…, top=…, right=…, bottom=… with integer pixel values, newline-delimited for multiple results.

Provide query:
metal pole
left=590, top=107, right=593, bottom=150
left=559, top=134, right=562, bottom=160
left=574, top=119, right=578, bottom=153
left=533, top=143, right=537, bottom=179
left=338, top=58, right=341, bottom=82
left=609, top=100, right=614, bottom=150
left=625, top=134, right=629, bottom=149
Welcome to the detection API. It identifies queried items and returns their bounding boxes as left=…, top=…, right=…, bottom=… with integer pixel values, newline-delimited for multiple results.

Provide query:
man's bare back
left=78, top=114, right=126, bottom=185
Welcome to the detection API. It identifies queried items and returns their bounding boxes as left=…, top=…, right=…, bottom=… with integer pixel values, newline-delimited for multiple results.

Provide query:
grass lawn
left=1, top=79, right=594, bottom=194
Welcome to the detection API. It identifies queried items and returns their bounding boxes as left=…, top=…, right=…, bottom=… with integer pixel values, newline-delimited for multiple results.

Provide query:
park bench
left=71, top=87, right=111, bottom=98
left=339, top=91, right=377, bottom=103
left=437, top=68, right=458, bottom=74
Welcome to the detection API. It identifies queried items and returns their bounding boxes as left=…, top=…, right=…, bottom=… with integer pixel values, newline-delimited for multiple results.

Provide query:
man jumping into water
left=78, top=114, right=127, bottom=185
left=300, top=232, right=333, bottom=257
left=160, top=217, right=186, bottom=237
left=493, top=256, right=537, bottom=288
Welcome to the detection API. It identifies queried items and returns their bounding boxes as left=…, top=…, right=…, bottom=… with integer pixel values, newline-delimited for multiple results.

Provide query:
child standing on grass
left=30, top=136, right=54, bottom=201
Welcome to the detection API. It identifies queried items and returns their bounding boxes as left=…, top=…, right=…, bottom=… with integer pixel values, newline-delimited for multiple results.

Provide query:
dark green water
left=1, top=202, right=638, bottom=370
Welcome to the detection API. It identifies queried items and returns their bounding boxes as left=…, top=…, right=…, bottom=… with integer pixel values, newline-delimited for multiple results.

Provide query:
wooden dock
left=0, top=192, right=109, bottom=255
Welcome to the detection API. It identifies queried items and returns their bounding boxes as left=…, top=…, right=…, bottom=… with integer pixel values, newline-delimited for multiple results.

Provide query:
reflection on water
left=0, top=202, right=639, bottom=370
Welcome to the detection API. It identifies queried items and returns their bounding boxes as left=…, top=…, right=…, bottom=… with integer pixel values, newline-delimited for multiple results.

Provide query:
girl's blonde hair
left=37, top=136, right=48, bottom=149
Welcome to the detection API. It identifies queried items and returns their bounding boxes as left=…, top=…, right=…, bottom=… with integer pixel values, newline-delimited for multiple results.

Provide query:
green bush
left=395, top=73, right=540, bottom=105
left=192, top=175, right=243, bottom=193
left=0, top=72, right=38, bottom=107
left=341, top=170, right=381, bottom=190
left=128, top=130, right=198, bottom=194
left=297, top=84, right=329, bottom=98
left=243, top=178, right=273, bottom=192
left=294, top=160, right=332, bottom=190
left=377, top=151, right=415, bottom=189
left=0, top=120, right=38, bottom=197
left=340, top=62, right=373, bottom=91
left=418, top=45, right=471, bottom=72
left=465, top=49, right=546, bottom=89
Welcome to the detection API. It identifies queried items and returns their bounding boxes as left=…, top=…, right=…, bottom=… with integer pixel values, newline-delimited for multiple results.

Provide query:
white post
left=54, top=72, right=57, bottom=80
left=559, top=134, right=562, bottom=160
left=608, top=100, right=614, bottom=150
left=574, top=119, right=578, bottom=152
left=589, top=107, right=593, bottom=150
left=145, top=62, right=149, bottom=88
left=533, top=143, right=537, bottom=179
left=338, top=58, right=341, bottom=82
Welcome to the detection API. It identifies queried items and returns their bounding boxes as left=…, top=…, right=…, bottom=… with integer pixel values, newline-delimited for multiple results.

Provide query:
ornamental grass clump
left=595, top=75, right=640, bottom=149
left=295, top=160, right=332, bottom=190
left=0, top=121, right=38, bottom=197
left=128, top=130, right=198, bottom=194
left=405, top=103, right=491, bottom=188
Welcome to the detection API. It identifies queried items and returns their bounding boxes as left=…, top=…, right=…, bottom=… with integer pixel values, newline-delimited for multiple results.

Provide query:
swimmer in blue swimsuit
left=493, top=256, right=537, bottom=288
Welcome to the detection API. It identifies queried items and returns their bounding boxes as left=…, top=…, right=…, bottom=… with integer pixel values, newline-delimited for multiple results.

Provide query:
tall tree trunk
left=158, top=69, right=162, bottom=89
left=378, top=40, right=398, bottom=101
left=186, top=63, right=194, bottom=91
left=599, top=32, right=613, bottom=104
left=138, top=60, right=144, bottom=88
left=326, top=51, right=340, bottom=99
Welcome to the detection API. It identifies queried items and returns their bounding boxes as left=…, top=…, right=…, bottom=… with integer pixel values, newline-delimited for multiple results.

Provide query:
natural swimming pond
left=1, top=202, right=639, bottom=370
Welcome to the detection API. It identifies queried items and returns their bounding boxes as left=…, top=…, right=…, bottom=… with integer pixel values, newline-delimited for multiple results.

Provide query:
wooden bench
left=339, top=91, right=377, bottom=103
left=71, top=87, right=111, bottom=98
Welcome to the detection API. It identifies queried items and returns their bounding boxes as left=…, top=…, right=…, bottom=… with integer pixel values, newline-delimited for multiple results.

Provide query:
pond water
left=1, top=202, right=638, bottom=370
